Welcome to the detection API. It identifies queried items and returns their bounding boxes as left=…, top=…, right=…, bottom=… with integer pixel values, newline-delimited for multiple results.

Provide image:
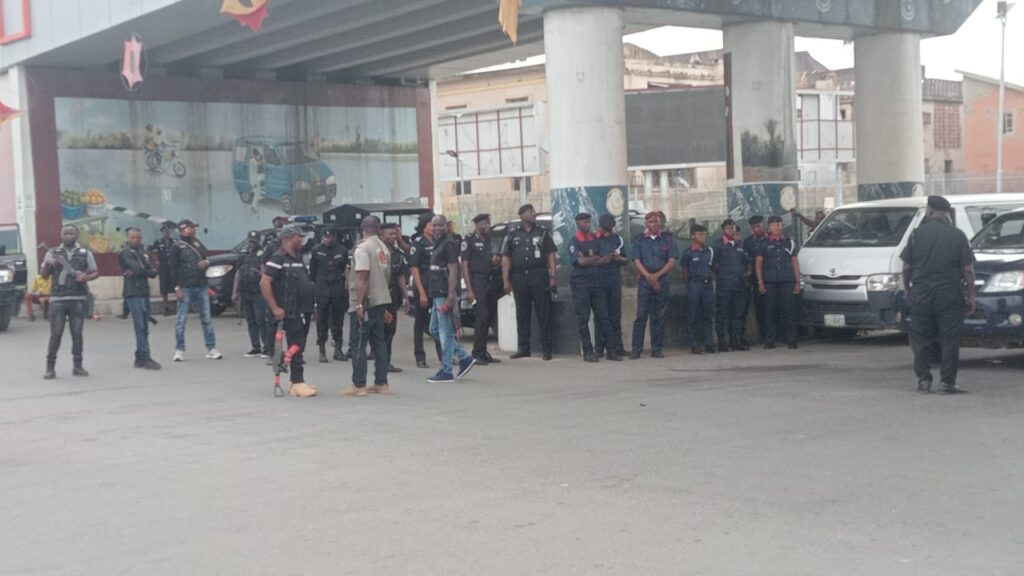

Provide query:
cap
left=322, top=228, right=337, bottom=237
left=598, top=214, right=616, bottom=229
left=644, top=211, right=660, bottom=222
left=927, top=195, right=951, bottom=211
left=272, top=216, right=289, bottom=225
left=575, top=212, right=592, bottom=222
left=691, top=224, right=707, bottom=233
left=178, top=219, right=198, bottom=230
left=279, top=224, right=305, bottom=238
left=472, top=213, right=491, bottom=224
left=721, top=219, right=736, bottom=228
left=767, top=215, right=784, bottom=224
left=748, top=215, right=764, bottom=225
left=246, top=230, right=260, bottom=241
left=518, top=203, right=535, bottom=216
left=161, top=221, right=176, bottom=231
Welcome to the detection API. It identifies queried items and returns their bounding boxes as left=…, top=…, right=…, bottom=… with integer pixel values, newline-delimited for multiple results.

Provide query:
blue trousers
left=175, top=286, right=216, bottom=352
left=571, top=280, right=609, bottom=355
left=716, top=288, right=747, bottom=346
left=632, top=280, right=670, bottom=353
left=594, top=281, right=623, bottom=356
left=764, top=282, right=798, bottom=345
left=429, top=296, right=469, bottom=375
left=686, top=280, right=715, bottom=348
left=126, top=296, right=152, bottom=361
left=352, top=305, right=389, bottom=387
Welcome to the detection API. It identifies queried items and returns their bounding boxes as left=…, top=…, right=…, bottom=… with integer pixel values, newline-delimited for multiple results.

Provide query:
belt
left=689, top=278, right=712, bottom=284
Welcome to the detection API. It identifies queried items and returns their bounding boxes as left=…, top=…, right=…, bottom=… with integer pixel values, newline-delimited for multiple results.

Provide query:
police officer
left=712, top=219, right=751, bottom=352
left=408, top=213, right=442, bottom=368
left=502, top=203, right=558, bottom=360
left=900, top=195, right=975, bottom=394
left=42, top=224, right=99, bottom=379
left=681, top=224, right=716, bottom=354
left=755, top=215, right=801, bottom=350
left=630, top=212, right=680, bottom=359
left=381, top=222, right=410, bottom=373
left=149, top=221, right=177, bottom=316
left=743, top=215, right=767, bottom=343
left=261, top=225, right=317, bottom=398
left=569, top=213, right=609, bottom=363
left=309, top=228, right=349, bottom=363
left=594, top=214, right=626, bottom=361
left=233, top=231, right=271, bottom=358
left=461, top=213, right=503, bottom=365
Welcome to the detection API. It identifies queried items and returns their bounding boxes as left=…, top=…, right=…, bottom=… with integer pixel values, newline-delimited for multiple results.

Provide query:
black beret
left=748, top=215, right=764, bottom=225
left=927, top=195, right=951, bottom=210
left=472, top=213, right=491, bottom=224
left=177, top=218, right=198, bottom=230
left=247, top=230, right=260, bottom=240
left=598, top=214, right=616, bottom=228
left=518, top=203, right=535, bottom=215
left=322, top=228, right=337, bottom=237
left=575, top=212, right=592, bottom=222
left=691, top=224, right=707, bottom=233
left=161, top=221, right=176, bottom=230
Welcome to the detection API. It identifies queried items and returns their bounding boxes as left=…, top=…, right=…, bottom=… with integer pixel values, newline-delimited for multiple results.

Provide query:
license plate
left=315, top=195, right=327, bottom=204
left=824, top=314, right=846, bottom=327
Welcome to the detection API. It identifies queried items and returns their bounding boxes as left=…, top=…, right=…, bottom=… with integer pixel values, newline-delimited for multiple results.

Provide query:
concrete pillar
left=544, top=6, right=628, bottom=252
left=854, top=33, right=924, bottom=200
left=723, top=21, right=799, bottom=226
left=0, top=67, right=38, bottom=280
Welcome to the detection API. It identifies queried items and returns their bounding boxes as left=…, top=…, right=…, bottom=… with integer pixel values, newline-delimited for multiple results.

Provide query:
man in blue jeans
left=170, top=219, right=221, bottom=361
left=343, top=216, right=392, bottom=397
left=119, top=227, right=161, bottom=369
left=427, top=215, right=476, bottom=383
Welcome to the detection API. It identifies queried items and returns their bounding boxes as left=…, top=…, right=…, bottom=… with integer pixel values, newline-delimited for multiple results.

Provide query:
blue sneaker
left=456, top=356, right=477, bottom=380
left=427, top=370, right=454, bottom=383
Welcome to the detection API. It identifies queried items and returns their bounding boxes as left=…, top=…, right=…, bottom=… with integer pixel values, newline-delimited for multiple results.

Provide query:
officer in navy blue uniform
left=630, top=211, right=680, bottom=359
left=594, top=214, right=626, bottom=361
left=461, top=213, right=503, bottom=365
left=502, top=204, right=558, bottom=360
left=743, top=215, right=767, bottom=344
left=308, top=228, right=348, bottom=363
left=711, top=219, right=751, bottom=352
left=569, top=213, right=609, bottom=363
left=755, top=215, right=801, bottom=349
left=408, top=213, right=442, bottom=368
left=681, top=224, right=716, bottom=354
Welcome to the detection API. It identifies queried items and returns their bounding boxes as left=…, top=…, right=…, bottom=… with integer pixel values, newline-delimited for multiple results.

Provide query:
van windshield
left=972, top=212, right=1024, bottom=250
left=805, top=208, right=918, bottom=248
left=0, top=227, right=21, bottom=255
left=276, top=144, right=319, bottom=165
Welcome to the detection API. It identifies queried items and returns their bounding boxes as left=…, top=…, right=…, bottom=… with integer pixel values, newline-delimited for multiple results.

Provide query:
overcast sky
left=625, top=0, right=1023, bottom=84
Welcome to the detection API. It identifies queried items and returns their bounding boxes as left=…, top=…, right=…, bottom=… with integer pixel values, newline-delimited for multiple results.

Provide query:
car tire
left=0, top=307, right=12, bottom=332
left=281, top=195, right=295, bottom=214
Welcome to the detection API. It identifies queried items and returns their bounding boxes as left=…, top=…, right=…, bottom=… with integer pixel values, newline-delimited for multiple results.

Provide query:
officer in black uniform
left=711, top=219, right=750, bottom=352
left=233, top=231, right=271, bottom=357
left=461, top=213, right=503, bottom=365
left=309, top=228, right=349, bottom=363
left=569, top=213, right=609, bottom=363
left=502, top=203, right=558, bottom=360
left=261, top=225, right=317, bottom=397
left=681, top=224, right=716, bottom=354
left=755, top=215, right=801, bottom=350
left=42, top=224, right=99, bottom=379
left=594, top=214, right=626, bottom=361
left=381, top=222, right=410, bottom=373
left=408, top=213, right=442, bottom=368
left=743, top=215, right=767, bottom=343
left=900, top=195, right=975, bottom=394
left=148, top=221, right=177, bottom=316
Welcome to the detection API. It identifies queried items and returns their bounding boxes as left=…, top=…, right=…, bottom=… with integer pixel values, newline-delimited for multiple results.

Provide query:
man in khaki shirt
left=344, top=215, right=392, bottom=396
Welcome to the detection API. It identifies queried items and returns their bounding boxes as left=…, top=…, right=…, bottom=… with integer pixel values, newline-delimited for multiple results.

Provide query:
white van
left=798, top=194, right=1024, bottom=336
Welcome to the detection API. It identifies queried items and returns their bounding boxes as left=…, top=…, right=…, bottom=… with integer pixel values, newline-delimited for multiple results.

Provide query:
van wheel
left=281, top=195, right=295, bottom=214
left=239, top=189, right=254, bottom=204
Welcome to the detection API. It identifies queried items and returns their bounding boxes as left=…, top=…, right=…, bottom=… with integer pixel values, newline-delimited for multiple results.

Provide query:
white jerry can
left=497, top=294, right=518, bottom=352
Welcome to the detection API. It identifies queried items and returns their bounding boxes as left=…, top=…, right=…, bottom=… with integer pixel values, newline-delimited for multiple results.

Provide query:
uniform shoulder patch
left=460, top=240, right=468, bottom=252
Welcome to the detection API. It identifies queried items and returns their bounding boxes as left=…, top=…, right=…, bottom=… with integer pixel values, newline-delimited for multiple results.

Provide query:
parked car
left=798, top=194, right=1024, bottom=339
left=232, top=137, right=336, bottom=214
left=0, top=223, right=27, bottom=331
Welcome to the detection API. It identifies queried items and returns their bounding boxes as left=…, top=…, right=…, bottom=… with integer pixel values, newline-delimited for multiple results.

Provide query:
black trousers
left=353, top=305, right=390, bottom=387
left=910, top=287, right=965, bottom=385
left=48, top=299, right=86, bottom=365
left=595, top=281, right=624, bottom=356
left=716, top=288, right=747, bottom=346
left=315, top=293, right=347, bottom=347
left=412, top=288, right=442, bottom=363
left=764, top=282, right=798, bottom=345
left=572, top=280, right=609, bottom=355
left=471, top=273, right=501, bottom=357
left=386, top=287, right=402, bottom=360
left=511, top=268, right=552, bottom=354
left=747, top=281, right=766, bottom=341
left=283, top=315, right=310, bottom=383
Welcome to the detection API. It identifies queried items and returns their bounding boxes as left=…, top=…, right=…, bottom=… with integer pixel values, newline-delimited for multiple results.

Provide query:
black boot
left=318, top=344, right=328, bottom=363
left=333, top=341, right=349, bottom=361
left=44, top=362, right=56, bottom=380
left=72, top=360, right=89, bottom=377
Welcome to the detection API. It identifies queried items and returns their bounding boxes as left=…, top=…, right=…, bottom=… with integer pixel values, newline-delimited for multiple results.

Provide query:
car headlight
left=325, top=175, right=336, bottom=186
left=799, top=274, right=810, bottom=289
left=205, top=264, right=233, bottom=279
left=866, top=273, right=901, bottom=292
left=0, top=269, right=12, bottom=283
left=981, top=271, right=1024, bottom=293
left=294, top=180, right=312, bottom=191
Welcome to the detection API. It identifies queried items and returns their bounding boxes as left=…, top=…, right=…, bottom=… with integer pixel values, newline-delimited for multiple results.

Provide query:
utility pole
left=997, top=1, right=1014, bottom=193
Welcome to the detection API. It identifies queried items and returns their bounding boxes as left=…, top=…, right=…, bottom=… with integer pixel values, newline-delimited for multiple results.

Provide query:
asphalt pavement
left=2, top=314, right=1023, bottom=575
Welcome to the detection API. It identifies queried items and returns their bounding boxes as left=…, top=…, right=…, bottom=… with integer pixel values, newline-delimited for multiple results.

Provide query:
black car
left=963, top=207, right=1024, bottom=348
left=0, top=223, right=27, bottom=331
